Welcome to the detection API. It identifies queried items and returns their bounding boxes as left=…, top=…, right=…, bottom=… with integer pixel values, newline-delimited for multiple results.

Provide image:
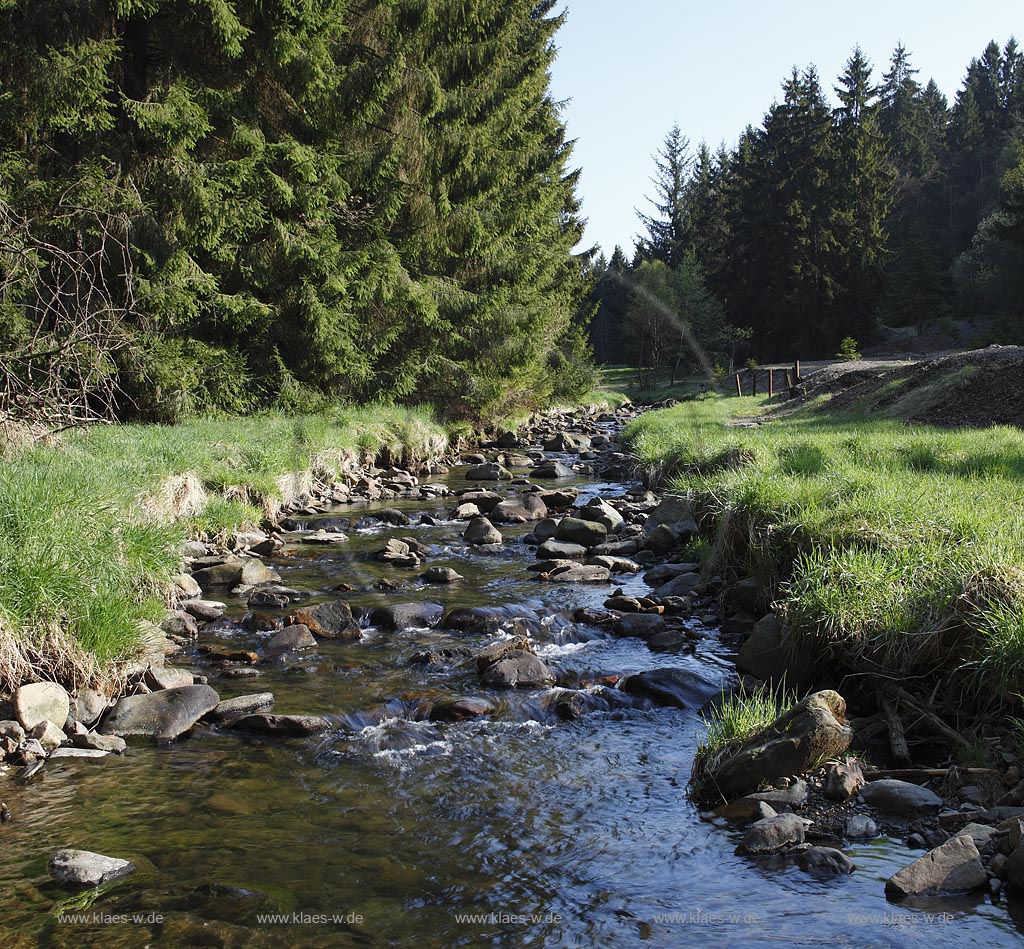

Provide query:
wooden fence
left=734, top=361, right=802, bottom=398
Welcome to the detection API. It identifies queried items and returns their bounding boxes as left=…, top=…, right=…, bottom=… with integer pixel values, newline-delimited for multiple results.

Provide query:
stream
left=1, top=416, right=1022, bottom=948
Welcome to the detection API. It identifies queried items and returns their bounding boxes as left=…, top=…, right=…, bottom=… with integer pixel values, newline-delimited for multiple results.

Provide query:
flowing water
left=1, top=435, right=1022, bottom=948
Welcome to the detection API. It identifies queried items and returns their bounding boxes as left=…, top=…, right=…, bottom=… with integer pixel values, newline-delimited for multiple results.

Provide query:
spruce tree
left=832, top=47, right=892, bottom=343
left=635, top=123, right=692, bottom=266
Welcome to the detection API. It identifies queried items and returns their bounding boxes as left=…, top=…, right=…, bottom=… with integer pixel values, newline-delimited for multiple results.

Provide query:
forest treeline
left=0, top=0, right=591, bottom=425
left=589, top=41, right=1024, bottom=381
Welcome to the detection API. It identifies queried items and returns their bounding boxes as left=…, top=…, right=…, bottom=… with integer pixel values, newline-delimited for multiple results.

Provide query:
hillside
left=790, top=346, right=1024, bottom=428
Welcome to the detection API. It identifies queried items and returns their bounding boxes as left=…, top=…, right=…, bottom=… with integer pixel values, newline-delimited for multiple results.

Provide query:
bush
left=117, top=336, right=257, bottom=422
left=836, top=336, right=861, bottom=361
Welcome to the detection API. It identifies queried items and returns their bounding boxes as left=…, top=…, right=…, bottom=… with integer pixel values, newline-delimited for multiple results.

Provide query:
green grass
left=691, top=682, right=797, bottom=802
left=625, top=395, right=1024, bottom=707
left=0, top=404, right=446, bottom=692
left=575, top=387, right=632, bottom=411
left=597, top=364, right=711, bottom=404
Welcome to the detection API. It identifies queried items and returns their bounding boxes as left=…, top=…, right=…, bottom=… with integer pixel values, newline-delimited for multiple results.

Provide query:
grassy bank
left=0, top=406, right=446, bottom=693
left=625, top=395, right=1024, bottom=708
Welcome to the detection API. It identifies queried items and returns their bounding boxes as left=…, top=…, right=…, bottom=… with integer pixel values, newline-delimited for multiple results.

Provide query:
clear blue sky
left=547, top=0, right=1021, bottom=256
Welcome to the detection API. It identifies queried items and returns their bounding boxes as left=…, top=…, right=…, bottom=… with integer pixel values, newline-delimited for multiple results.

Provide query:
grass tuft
left=690, top=681, right=797, bottom=803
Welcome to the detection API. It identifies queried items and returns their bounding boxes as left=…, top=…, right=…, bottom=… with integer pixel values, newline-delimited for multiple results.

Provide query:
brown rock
left=885, top=835, right=987, bottom=897
left=702, top=691, right=853, bottom=800
left=824, top=758, right=865, bottom=802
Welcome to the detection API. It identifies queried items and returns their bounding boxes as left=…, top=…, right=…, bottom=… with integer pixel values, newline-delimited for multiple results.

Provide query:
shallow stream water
left=1, top=438, right=1022, bottom=948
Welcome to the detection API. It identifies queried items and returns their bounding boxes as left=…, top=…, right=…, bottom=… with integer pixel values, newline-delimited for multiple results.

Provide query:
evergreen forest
left=0, top=0, right=591, bottom=425
left=589, top=41, right=1024, bottom=383
left=4, top=5, right=1024, bottom=422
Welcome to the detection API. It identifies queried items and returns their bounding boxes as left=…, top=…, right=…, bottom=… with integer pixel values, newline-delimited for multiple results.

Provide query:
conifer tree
left=635, top=124, right=692, bottom=266
left=832, top=47, right=892, bottom=342
left=0, top=0, right=588, bottom=422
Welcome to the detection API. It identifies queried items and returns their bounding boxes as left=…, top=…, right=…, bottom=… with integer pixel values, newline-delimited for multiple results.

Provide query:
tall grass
left=0, top=405, right=447, bottom=692
left=691, top=681, right=797, bottom=803
left=625, top=396, right=1024, bottom=707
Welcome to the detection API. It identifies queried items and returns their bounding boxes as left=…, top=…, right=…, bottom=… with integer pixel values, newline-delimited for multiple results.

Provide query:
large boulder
left=543, top=432, right=590, bottom=452
left=239, top=559, right=280, bottom=586
left=859, top=779, right=943, bottom=817
left=190, top=557, right=244, bottom=588
left=591, top=538, right=641, bottom=558
left=652, top=573, right=702, bottom=598
left=702, top=690, right=853, bottom=799
left=611, top=614, right=668, bottom=640
left=588, top=555, right=639, bottom=574
left=885, top=835, right=987, bottom=897
left=554, top=517, right=607, bottom=548
left=642, top=495, right=699, bottom=542
left=474, top=636, right=535, bottom=672
left=617, top=667, right=720, bottom=709
left=71, top=731, right=127, bottom=754
left=465, top=463, right=512, bottom=481
left=491, top=493, right=548, bottom=523
left=736, top=613, right=815, bottom=686
left=14, top=682, right=70, bottom=732
left=736, top=613, right=786, bottom=679
left=532, top=518, right=559, bottom=542
left=578, top=497, right=625, bottom=532
left=428, top=697, right=495, bottom=722
left=480, top=651, right=555, bottom=689
left=537, top=487, right=578, bottom=509
left=736, top=813, right=808, bottom=854
left=541, top=563, right=611, bottom=583
left=537, top=539, right=587, bottom=561
left=229, top=713, right=330, bottom=736
left=170, top=573, right=202, bottom=598
left=642, top=525, right=682, bottom=555
left=292, top=599, right=362, bottom=641
left=99, top=685, right=220, bottom=741
left=643, top=562, right=700, bottom=586
left=207, top=693, right=275, bottom=725
left=464, top=517, right=502, bottom=546
left=421, top=566, right=464, bottom=584
left=442, top=607, right=509, bottom=635
left=368, top=602, right=444, bottom=631
left=798, top=847, right=855, bottom=875
left=264, top=624, right=317, bottom=656
left=532, top=461, right=576, bottom=479
left=49, top=849, right=135, bottom=888
left=459, top=490, right=503, bottom=513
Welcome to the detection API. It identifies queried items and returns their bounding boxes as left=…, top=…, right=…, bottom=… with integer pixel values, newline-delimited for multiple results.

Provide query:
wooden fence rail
left=734, top=361, right=802, bottom=398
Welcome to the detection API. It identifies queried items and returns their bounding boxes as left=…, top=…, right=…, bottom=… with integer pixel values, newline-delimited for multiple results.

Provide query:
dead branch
left=0, top=197, right=135, bottom=435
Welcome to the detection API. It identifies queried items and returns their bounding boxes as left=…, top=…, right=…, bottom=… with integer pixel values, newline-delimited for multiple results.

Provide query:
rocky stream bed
left=1, top=404, right=1023, bottom=947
